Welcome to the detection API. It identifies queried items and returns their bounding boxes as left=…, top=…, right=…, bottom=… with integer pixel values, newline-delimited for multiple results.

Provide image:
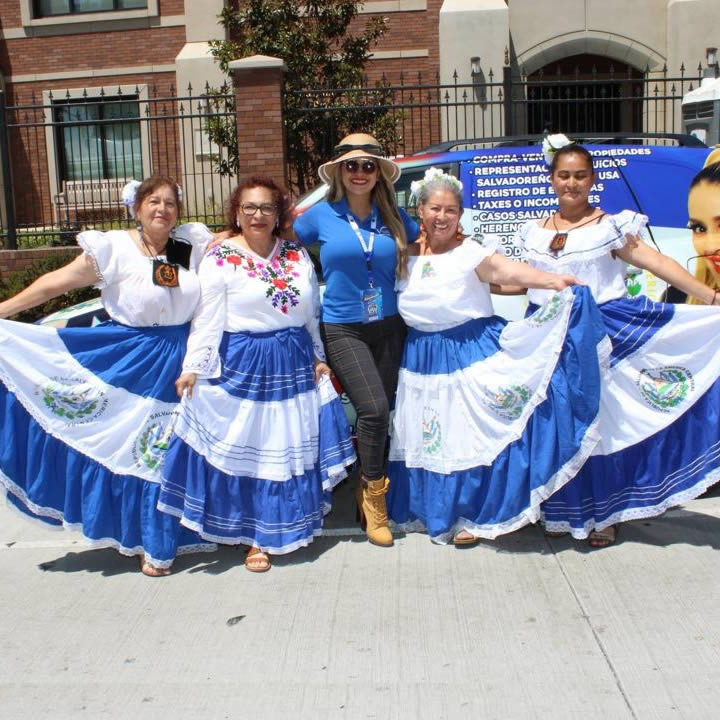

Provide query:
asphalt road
left=2, top=479, right=720, bottom=720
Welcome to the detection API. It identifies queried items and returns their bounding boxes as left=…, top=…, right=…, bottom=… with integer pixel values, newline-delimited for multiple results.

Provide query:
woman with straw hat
left=294, top=133, right=420, bottom=546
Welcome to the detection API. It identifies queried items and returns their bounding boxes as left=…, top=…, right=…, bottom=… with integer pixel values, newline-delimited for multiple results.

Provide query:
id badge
left=152, top=259, right=180, bottom=288
left=361, top=287, right=383, bottom=323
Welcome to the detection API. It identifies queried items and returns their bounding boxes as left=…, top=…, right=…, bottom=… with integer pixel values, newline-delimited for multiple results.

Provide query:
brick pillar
left=229, top=55, right=288, bottom=185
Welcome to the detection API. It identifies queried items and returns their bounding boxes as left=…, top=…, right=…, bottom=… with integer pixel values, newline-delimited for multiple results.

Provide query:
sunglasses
left=341, top=159, right=378, bottom=175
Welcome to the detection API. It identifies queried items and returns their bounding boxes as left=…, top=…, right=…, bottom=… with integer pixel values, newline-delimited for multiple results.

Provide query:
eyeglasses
left=342, top=159, right=378, bottom=175
left=240, top=203, right=277, bottom=216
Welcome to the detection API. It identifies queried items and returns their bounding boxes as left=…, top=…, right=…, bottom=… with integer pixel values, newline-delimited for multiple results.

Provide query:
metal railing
left=284, top=62, right=705, bottom=189
left=0, top=62, right=706, bottom=248
left=0, top=84, right=236, bottom=249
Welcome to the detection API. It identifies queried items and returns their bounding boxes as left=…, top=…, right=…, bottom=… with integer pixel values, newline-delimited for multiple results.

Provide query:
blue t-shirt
left=294, top=198, right=419, bottom=323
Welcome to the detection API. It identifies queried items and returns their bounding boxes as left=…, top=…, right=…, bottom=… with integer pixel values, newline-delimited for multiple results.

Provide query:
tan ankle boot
left=355, top=476, right=393, bottom=547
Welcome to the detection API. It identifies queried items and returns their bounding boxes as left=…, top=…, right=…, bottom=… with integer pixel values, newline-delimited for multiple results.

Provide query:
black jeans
left=321, top=314, right=407, bottom=481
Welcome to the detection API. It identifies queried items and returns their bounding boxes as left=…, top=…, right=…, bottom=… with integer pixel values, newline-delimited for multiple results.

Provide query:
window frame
left=21, top=0, right=158, bottom=29
left=44, top=84, right=152, bottom=212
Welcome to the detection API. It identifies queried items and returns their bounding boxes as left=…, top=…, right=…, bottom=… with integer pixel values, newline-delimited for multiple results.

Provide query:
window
left=34, top=0, right=146, bottom=18
left=53, top=96, right=143, bottom=182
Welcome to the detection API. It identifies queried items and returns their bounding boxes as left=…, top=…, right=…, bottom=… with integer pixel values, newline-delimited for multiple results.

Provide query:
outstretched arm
left=477, top=252, right=580, bottom=292
left=0, top=254, right=98, bottom=319
left=616, top=235, right=720, bottom=305
left=489, top=283, right=528, bottom=296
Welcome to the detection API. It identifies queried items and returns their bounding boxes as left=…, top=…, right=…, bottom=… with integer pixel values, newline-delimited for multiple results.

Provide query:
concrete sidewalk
left=2, top=482, right=720, bottom=720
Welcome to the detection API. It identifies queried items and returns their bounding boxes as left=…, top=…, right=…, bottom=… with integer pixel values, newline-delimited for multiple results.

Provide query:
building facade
left=0, top=0, right=717, bottom=240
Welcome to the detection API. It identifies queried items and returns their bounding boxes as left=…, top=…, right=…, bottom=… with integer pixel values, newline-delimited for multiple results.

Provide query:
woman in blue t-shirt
left=294, top=133, right=419, bottom=547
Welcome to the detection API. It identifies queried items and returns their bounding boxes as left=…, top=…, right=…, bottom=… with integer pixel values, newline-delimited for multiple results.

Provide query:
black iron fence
left=285, top=62, right=705, bottom=186
left=0, top=84, right=236, bottom=249
left=0, top=62, right=707, bottom=248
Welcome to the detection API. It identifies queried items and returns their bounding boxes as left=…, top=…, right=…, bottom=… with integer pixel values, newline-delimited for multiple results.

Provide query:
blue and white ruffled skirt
left=159, top=325, right=356, bottom=554
left=0, top=319, right=216, bottom=568
left=387, top=286, right=610, bottom=543
left=537, top=295, right=720, bottom=537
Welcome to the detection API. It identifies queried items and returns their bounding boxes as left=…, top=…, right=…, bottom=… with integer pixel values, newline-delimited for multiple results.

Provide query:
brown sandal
left=138, top=554, right=171, bottom=577
left=245, top=546, right=271, bottom=573
left=588, top=525, right=618, bottom=548
left=453, top=529, right=480, bottom=546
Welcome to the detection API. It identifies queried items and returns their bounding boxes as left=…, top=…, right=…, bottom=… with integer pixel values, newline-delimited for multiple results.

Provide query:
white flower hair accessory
left=410, top=167, right=463, bottom=201
left=120, top=179, right=184, bottom=218
left=120, top=180, right=142, bottom=217
left=542, top=133, right=574, bottom=166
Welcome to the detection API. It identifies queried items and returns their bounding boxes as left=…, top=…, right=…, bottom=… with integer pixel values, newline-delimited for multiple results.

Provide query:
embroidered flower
left=212, top=241, right=303, bottom=313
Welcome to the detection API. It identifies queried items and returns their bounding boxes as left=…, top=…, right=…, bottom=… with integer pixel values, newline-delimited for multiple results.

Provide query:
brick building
left=0, top=0, right=718, bottom=241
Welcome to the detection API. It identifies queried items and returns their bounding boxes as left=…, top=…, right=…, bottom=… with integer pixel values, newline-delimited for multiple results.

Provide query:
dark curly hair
left=549, top=143, right=595, bottom=175
left=227, top=176, right=292, bottom=233
left=133, top=175, right=183, bottom=216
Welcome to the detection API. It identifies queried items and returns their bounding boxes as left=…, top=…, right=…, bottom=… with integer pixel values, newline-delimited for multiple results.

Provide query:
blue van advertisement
left=458, top=145, right=712, bottom=316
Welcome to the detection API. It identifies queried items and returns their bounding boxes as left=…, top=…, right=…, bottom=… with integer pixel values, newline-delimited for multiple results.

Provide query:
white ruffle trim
left=1, top=472, right=217, bottom=569
left=158, top=502, right=324, bottom=556
left=76, top=231, right=108, bottom=289
left=609, top=210, right=649, bottom=240
left=541, top=466, right=720, bottom=539
left=323, top=460, right=355, bottom=491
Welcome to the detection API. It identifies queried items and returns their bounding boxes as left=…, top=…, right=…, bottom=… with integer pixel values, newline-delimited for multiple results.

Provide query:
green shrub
left=0, top=254, right=100, bottom=323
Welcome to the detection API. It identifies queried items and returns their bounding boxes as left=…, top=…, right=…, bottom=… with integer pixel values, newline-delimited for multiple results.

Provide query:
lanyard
left=346, top=212, right=377, bottom=288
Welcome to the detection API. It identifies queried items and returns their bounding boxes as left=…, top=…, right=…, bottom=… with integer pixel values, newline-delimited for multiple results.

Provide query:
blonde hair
left=687, top=260, right=719, bottom=305
left=687, top=155, right=720, bottom=304
left=326, top=166, right=409, bottom=279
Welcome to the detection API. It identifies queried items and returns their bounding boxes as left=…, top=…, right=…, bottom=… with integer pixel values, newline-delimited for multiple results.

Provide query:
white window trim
left=21, top=0, right=158, bottom=29
left=43, top=84, right=153, bottom=217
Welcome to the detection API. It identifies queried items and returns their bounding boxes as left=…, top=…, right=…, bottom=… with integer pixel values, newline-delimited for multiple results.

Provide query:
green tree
left=208, top=0, right=401, bottom=194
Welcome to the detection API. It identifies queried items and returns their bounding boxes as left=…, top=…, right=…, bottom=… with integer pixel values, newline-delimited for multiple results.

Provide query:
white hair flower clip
left=410, top=167, right=463, bottom=201
left=121, top=180, right=142, bottom=217
left=542, top=133, right=574, bottom=166
left=120, top=179, right=184, bottom=218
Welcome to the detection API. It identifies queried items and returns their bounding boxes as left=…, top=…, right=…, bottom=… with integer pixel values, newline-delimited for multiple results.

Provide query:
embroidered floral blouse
left=182, top=237, right=326, bottom=378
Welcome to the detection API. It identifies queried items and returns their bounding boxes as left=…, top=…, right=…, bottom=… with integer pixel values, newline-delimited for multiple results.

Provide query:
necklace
left=137, top=227, right=179, bottom=287
left=549, top=211, right=604, bottom=255
left=137, top=227, right=168, bottom=259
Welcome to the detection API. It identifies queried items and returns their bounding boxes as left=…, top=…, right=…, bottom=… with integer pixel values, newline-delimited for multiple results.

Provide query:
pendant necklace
left=138, top=228, right=180, bottom=288
left=549, top=211, right=604, bottom=256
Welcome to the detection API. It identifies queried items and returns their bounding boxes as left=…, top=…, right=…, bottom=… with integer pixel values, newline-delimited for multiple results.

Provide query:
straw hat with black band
left=318, top=132, right=401, bottom=185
